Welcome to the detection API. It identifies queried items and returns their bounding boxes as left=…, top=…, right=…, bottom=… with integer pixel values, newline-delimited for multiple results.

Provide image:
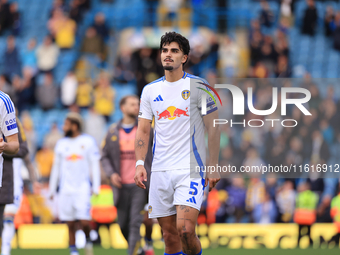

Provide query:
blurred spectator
left=161, top=0, right=183, bottom=26
left=48, top=9, right=77, bottom=49
left=324, top=6, right=335, bottom=37
left=21, top=111, right=37, bottom=157
left=114, top=48, right=136, bottom=83
left=61, top=72, right=78, bottom=107
left=308, top=84, right=322, bottom=110
left=94, top=72, right=115, bottom=123
left=36, top=35, right=60, bottom=74
left=49, top=0, right=68, bottom=17
left=84, top=108, right=106, bottom=146
left=21, top=38, right=37, bottom=72
left=320, top=119, right=334, bottom=146
left=35, top=144, right=54, bottom=181
left=301, top=0, right=318, bottom=36
left=276, top=55, right=291, bottom=77
left=79, top=0, right=90, bottom=11
left=133, top=48, right=163, bottom=97
left=0, top=0, right=10, bottom=35
left=80, top=27, right=106, bottom=61
left=0, top=74, right=16, bottom=103
left=333, top=12, right=340, bottom=51
left=276, top=180, right=295, bottom=223
left=246, top=178, right=265, bottom=218
left=311, top=130, right=330, bottom=164
left=93, top=12, right=109, bottom=40
left=280, top=0, right=294, bottom=25
left=12, top=74, right=34, bottom=114
left=9, top=2, right=20, bottom=35
left=35, top=74, right=58, bottom=111
left=259, top=36, right=277, bottom=74
left=226, top=178, right=246, bottom=223
left=249, top=30, right=263, bottom=67
left=260, top=1, right=274, bottom=28
left=45, top=123, right=63, bottom=150
left=3, top=35, right=21, bottom=77
left=218, top=36, right=239, bottom=78
left=69, top=0, right=83, bottom=23
left=295, top=182, right=318, bottom=247
left=265, top=176, right=278, bottom=200
left=76, top=79, right=93, bottom=109
left=253, top=190, right=278, bottom=224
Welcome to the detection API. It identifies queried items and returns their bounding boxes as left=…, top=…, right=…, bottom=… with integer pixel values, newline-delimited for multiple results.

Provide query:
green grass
left=10, top=247, right=340, bottom=255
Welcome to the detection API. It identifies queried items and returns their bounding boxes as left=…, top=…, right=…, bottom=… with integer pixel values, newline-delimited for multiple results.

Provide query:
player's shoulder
left=55, top=137, right=68, bottom=149
left=0, top=91, right=15, bottom=114
left=186, top=73, right=208, bottom=85
left=144, top=77, right=164, bottom=89
left=79, top=133, right=97, bottom=145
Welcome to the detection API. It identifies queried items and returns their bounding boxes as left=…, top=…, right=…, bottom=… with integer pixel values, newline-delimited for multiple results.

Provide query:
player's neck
left=71, top=131, right=81, bottom=138
left=165, top=69, right=184, bottom=82
left=122, top=116, right=136, bottom=125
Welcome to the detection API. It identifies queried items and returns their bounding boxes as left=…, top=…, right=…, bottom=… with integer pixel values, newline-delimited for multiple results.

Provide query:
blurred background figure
left=294, top=182, right=318, bottom=247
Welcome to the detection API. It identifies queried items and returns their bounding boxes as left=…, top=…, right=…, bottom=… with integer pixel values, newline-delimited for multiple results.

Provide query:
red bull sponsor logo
left=66, top=154, right=83, bottom=161
left=156, top=106, right=189, bottom=120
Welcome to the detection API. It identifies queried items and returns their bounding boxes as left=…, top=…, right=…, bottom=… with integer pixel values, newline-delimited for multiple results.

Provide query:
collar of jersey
left=162, top=71, right=187, bottom=83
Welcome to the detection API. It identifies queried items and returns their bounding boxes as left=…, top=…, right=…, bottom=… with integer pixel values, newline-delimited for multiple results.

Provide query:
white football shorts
left=58, top=193, right=91, bottom=221
left=148, top=170, right=205, bottom=219
left=4, top=192, right=22, bottom=215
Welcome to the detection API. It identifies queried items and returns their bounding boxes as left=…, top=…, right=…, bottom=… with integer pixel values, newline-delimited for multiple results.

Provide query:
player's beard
left=64, top=129, right=73, bottom=137
left=128, top=112, right=137, bottom=119
left=163, top=65, right=174, bottom=71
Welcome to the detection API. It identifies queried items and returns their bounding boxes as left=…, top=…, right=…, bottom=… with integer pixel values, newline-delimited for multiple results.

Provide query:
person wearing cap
left=49, top=112, right=101, bottom=255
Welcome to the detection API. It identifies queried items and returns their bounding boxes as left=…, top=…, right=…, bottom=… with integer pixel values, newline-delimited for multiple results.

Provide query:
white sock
left=1, top=219, right=15, bottom=255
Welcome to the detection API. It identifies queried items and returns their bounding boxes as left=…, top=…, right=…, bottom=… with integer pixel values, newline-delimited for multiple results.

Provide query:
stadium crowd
left=0, top=0, right=339, bottom=244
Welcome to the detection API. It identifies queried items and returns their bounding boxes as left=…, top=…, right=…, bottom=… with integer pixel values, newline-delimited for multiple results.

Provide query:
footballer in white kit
left=49, top=113, right=100, bottom=255
left=135, top=32, right=220, bottom=255
left=0, top=92, right=19, bottom=188
left=139, top=71, right=217, bottom=218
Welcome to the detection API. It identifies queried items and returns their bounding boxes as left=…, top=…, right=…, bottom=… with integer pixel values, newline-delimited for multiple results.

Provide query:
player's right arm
left=135, top=118, right=151, bottom=189
left=0, top=99, right=19, bottom=155
left=134, top=86, right=153, bottom=189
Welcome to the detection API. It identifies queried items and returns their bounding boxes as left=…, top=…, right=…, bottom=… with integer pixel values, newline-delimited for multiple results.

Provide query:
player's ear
left=182, top=54, right=188, bottom=64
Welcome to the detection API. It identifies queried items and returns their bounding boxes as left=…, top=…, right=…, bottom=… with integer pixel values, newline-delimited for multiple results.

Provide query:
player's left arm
left=3, top=118, right=28, bottom=158
left=203, top=109, right=221, bottom=191
left=89, top=140, right=101, bottom=196
left=0, top=102, right=19, bottom=154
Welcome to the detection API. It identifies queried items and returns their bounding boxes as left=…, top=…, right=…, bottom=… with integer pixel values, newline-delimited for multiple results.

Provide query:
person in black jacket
left=301, top=0, right=318, bottom=36
left=101, top=95, right=154, bottom=255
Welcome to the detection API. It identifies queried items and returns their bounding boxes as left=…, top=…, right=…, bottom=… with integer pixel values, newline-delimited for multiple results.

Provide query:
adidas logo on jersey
left=186, top=197, right=196, bottom=204
left=153, top=95, right=163, bottom=102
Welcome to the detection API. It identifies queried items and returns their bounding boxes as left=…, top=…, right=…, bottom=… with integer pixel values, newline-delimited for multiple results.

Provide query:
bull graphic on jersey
left=156, top=106, right=189, bottom=120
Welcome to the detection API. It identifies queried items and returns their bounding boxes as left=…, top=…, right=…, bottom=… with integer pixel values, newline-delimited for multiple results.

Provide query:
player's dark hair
left=119, top=95, right=139, bottom=108
left=160, top=32, right=190, bottom=65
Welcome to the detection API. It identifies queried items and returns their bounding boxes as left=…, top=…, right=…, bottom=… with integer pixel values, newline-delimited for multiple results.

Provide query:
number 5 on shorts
left=189, top=181, right=198, bottom=195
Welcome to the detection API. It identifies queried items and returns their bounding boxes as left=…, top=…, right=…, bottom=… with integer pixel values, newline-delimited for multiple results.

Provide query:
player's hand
left=0, top=138, right=6, bottom=153
left=205, top=171, right=220, bottom=191
left=134, top=165, right=147, bottom=189
left=110, top=173, right=122, bottom=188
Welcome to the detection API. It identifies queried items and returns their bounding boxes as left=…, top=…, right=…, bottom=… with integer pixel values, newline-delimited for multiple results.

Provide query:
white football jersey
left=139, top=72, right=217, bottom=172
left=49, top=134, right=101, bottom=195
left=0, top=91, right=18, bottom=187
